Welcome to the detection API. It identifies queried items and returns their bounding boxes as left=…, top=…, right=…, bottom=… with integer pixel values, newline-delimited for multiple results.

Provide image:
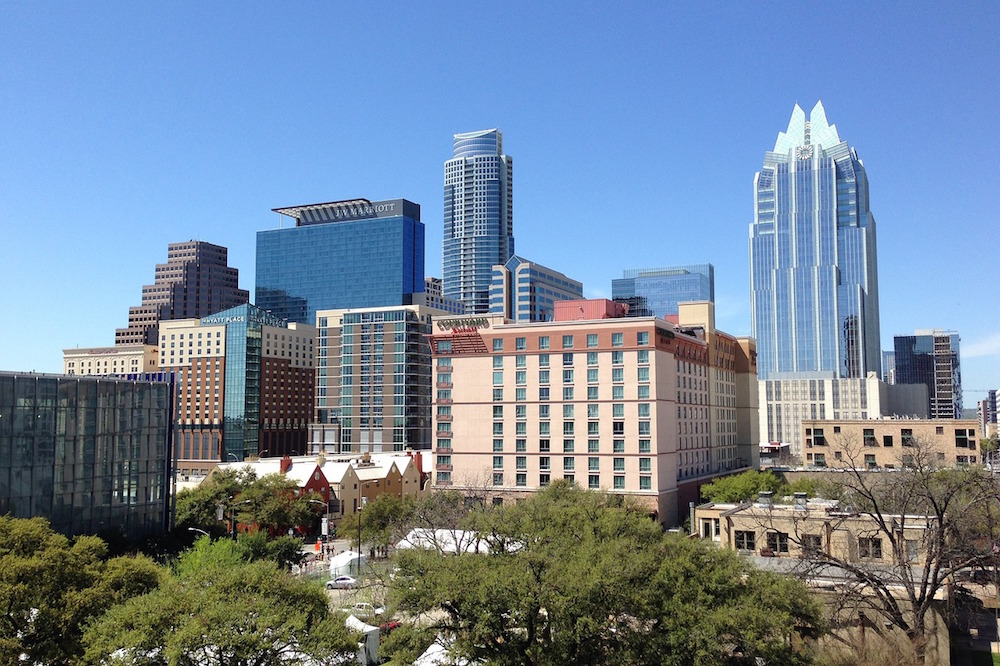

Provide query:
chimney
left=279, top=455, right=293, bottom=474
left=793, top=492, right=808, bottom=510
left=757, top=491, right=773, bottom=508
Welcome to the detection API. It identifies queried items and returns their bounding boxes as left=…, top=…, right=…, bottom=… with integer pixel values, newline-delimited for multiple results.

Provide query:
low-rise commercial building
left=63, top=344, right=159, bottom=377
left=800, top=418, right=980, bottom=469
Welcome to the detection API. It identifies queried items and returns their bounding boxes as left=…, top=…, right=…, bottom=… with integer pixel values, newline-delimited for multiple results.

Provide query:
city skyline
left=2, top=4, right=998, bottom=404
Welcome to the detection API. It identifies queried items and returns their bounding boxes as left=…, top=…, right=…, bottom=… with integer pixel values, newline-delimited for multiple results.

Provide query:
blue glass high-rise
left=750, top=102, right=881, bottom=381
left=443, top=129, right=514, bottom=314
left=256, top=199, right=424, bottom=324
left=612, top=265, right=714, bottom=318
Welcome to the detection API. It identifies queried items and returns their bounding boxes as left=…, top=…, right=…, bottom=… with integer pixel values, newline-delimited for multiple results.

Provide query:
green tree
left=0, top=516, right=162, bottom=666
left=174, top=467, right=254, bottom=535
left=700, top=469, right=784, bottom=503
left=389, top=482, right=823, bottom=665
left=83, top=537, right=357, bottom=665
left=360, top=493, right=415, bottom=553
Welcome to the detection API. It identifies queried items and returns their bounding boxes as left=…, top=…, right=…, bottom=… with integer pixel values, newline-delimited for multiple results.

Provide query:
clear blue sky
left=2, top=2, right=998, bottom=406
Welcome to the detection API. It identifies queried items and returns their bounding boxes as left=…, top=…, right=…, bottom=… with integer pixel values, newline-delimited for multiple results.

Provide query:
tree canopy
left=83, top=536, right=357, bottom=666
left=0, top=516, right=162, bottom=666
left=388, top=482, right=824, bottom=665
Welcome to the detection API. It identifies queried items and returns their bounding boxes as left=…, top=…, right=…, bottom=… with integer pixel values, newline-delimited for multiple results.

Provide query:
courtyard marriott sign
left=436, top=317, right=491, bottom=333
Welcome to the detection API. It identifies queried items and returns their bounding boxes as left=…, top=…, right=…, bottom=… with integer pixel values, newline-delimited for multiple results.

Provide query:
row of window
left=435, top=471, right=653, bottom=491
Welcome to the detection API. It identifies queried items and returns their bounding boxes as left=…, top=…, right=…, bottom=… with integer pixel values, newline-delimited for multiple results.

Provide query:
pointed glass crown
left=773, top=101, right=842, bottom=153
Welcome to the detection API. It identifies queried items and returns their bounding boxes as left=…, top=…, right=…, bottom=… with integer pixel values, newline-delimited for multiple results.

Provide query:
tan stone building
left=63, top=344, right=158, bottom=376
left=800, top=418, right=980, bottom=469
left=428, top=299, right=758, bottom=527
left=694, top=496, right=932, bottom=566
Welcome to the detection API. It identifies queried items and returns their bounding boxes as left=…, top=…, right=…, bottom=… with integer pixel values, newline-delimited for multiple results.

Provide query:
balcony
left=436, top=464, right=453, bottom=472
left=436, top=430, right=453, bottom=439
left=437, top=382, right=453, bottom=389
left=437, top=414, right=453, bottom=422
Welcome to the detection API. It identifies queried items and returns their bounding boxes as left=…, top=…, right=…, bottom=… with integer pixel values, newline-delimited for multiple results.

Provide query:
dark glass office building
left=894, top=330, right=962, bottom=419
left=256, top=199, right=424, bottom=324
left=612, top=264, right=714, bottom=318
left=0, top=371, right=173, bottom=540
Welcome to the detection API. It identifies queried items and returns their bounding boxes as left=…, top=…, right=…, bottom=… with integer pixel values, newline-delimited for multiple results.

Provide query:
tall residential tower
left=443, top=129, right=514, bottom=314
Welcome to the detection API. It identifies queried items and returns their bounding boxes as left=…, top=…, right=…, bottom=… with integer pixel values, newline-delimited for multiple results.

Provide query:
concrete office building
left=612, top=264, right=714, bottom=318
left=115, top=241, right=249, bottom=346
left=63, top=344, right=158, bottom=377
left=443, top=129, right=514, bottom=314
left=310, top=304, right=443, bottom=454
left=159, top=304, right=315, bottom=475
left=414, top=277, right=464, bottom=315
left=0, top=371, right=172, bottom=540
left=489, top=255, right=583, bottom=322
left=427, top=299, right=757, bottom=527
left=257, top=198, right=424, bottom=324
left=893, top=330, right=962, bottom=419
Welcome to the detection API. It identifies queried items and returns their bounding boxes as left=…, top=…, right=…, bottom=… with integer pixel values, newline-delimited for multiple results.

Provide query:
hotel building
left=63, top=344, right=158, bottom=377
left=159, top=304, right=315, bottom=475
left=427, top=299, right=757, bottom=527
left=309, top=304, right=442, bottom=454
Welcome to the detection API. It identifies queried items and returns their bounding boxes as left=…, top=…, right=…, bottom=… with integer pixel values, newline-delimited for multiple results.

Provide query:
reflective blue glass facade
left=0, top=372, right=172, bottom=539
left=488, top=255, right=583, bottom=322
left=750, top=102, right=881, bottom=381
left=443, top=129, right=514, bottom=314
left=611, top=265, right=714, bottom=318
left=256, top=199, right=424, bottom=324
left=894, top=330, right=962, bottom=419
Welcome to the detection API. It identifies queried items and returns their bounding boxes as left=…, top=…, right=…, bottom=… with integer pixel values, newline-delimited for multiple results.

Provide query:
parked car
left=326, top=575, right=356, bottom=590
left=339, top=602, right=385, bottom=619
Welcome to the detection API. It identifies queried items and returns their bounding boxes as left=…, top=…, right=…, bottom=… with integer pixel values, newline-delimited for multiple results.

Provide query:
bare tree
left=768, top=435, right=1000, bottom=663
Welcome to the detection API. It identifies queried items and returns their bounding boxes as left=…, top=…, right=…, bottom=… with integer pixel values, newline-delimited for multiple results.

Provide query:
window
left=493, top=356, right=504, bottom=368
left=562, top=335, right=574, bottom=349
left=539, top=353, right=550, bottom=367
left=613, top=439, right=625, bottom=453
left=803, top=534, right=822, bottom=554
left=515, top=337, right=526, bottom=351
left=637, top=349, right=649, bottom=364
left=639, top=439, right=650, bottom=454
left=587, top=386, right=599, bottom=400
left=563, top=439, right=575, bottom=453
left=863, top=428, right=877, bottom=447
left=587, top=352, right=598, bottom=365
left=638, top=385, right=650, bottom=400
left=493, top=339, right=504, bottom=352
left=493, top=439, right=504, bottom=452
left=563, top=404, right=575, bottom=418
left=493, top=456, right=503, bottom=470
left=563, top=457, right=574, bottom=471
left=515, top=354, right=526, bottom=367
left=766, top=532, right=789, bottom=554
left=813, top=428, right=825, bottom=446
left=587, top=368, right=599, bottom=383
left=539, top=370, right=550, bottom=385
left=563, top=387, right=574, bottom=401
left=539, top=421, right=550, bottom=436
left=539, top=387, right=550, bottom=401
left=611, top=332, right=623, bottom=347
left=735, top=530, right=755, bottom=551
left=613, top=457, right=625, bottom=472
left=539, top=473, right=550, bottom=487
left=493, top=473, right=503, bottom=486
left=859, top=537, right=882, bottom=559
left=539, top=405, right=550, bottom=419
left=613, top=421, right=625, bottom=435
left=639, top=458, right=651, bottom=472
left=611, top=351, right=624, bottom=365
left=864, top=454, right=876, bottom=469
left=589, top=474, right=600, bottom=489
left=587, top=421, right=599, bottom=435
left=902, top=429, right=915, bottom=446
left=613, top=476, right=625, bottom=490
left=563, top=422, right=575, bottom=435
left=493, top=405, right=504, bottom=419
left=587, top=404, right=599, bottom=418
left=587, top=333, right=598, bottom=348
left=956, top=429, right=971, bottom=448
left=588, top=457, right=600, bottom=471
left=639, top=476, right=651, bottom=490
left=638, top=403, right=650, bottom=418
left=516, top=388, right=526, bottom=401
left=493, top=422, right=503, bottom=435
left=612, top=385, right=624, bottom=400
left=493, top=388, right=503, bottom=401
left=538, top=336, right=550, bottom=350
left=563, top=353, right=574, bottom=366
left=539, top=456, right=550, bottom=470
left=883, top=434, right=893, bottom=447
left=612, top=368, right=624, bottom=383
left=637, top=331, right=649, bottom=346
left=588, top=439, right=599, bottom=453
left=539, top=439, right=550, bottom=452
left=437, top=340, right=452, bottom=353
left=516, top=473, right=527, bottom=487
left=516, top=456, right=527, bottom=470
left=563, top=369, right=574, bottom=384
left=516, top=371, right=526, bottom=385
left=493, top=371, right=503, bottom=386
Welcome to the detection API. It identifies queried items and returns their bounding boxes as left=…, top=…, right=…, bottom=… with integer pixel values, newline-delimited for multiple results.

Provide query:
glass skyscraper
left=612, top=264, right=714, bottom=318
left=256, top=198, right=424, bottom=324
left=443, top=129, right=514, bottom=314
left=750, top=101, right=881, bottom=381
left=894, top=330, right=962, bottom=419
left=489, top=255, right=583, bottom=322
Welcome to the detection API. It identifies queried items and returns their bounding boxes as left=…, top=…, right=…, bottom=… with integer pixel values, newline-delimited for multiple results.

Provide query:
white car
left=342, top=602, right=385, bottom=618
left=325, top=575, right=356, bottom=590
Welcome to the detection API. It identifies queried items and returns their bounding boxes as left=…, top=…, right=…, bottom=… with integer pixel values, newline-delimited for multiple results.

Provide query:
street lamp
left=187, top=527, right=209, bottom=538
left=226, top=452, right=239, bottom=462
left=307, top=498, right=330, bottom=544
